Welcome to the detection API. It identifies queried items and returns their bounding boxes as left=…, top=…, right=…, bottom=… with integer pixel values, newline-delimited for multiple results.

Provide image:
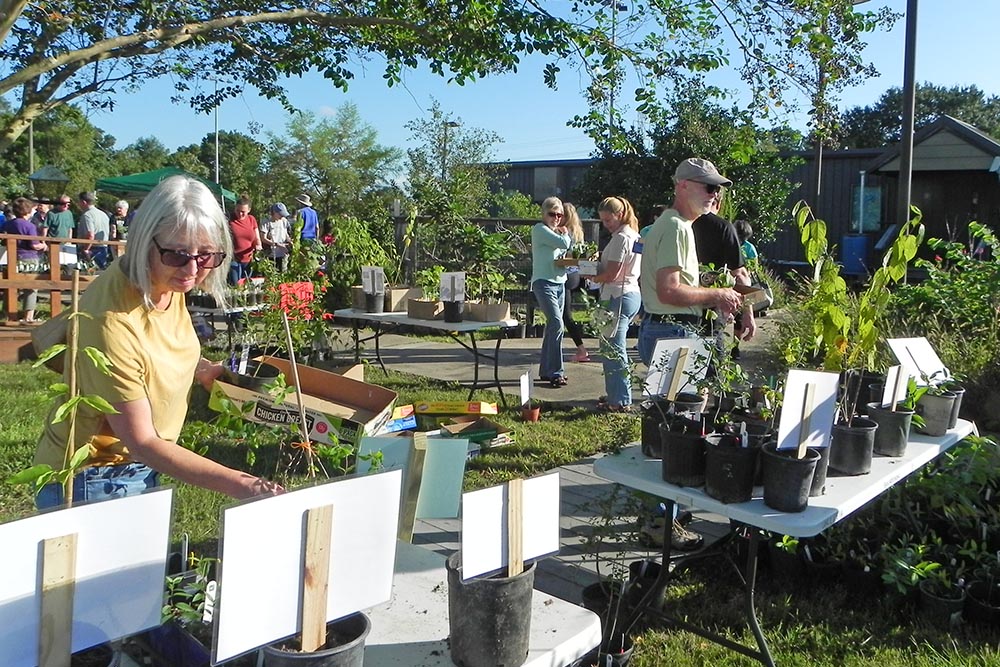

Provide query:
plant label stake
left=665, top=346, right=690, bottom=401
left=38, top=533, right=77, bottom=667
left=282, top=312, right=314, bottom=474
left=796, top=383, right=815, bottom=459
left=300, top=504, right=334, bottom=653
left=883, top=365, right=908, bottom=411
left=520, top=371, right=531, bottom=408
left=398, top=432, right=428, bottom=542
left=507, top=478, right=524, bottom=577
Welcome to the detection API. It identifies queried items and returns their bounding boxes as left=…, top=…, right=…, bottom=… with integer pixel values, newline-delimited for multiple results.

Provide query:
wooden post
left=300, top=504, right=334, bottom=653
left=281, top=312, right=314, bottom=474
left=665, top=347, right=690, bottom=401
left=796, top=383, right=816, bottom=459
left=506, top=478, right=524, bottom=577
left=889, top=367, right=907, bottom=412
left=38, top=533, right=78, bottom=667
left=398, top=432, right=428, bottom=542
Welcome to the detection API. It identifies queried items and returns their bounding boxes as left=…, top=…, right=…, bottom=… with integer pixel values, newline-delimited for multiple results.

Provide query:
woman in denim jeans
left=530, top=197, right=573, bottom=387
left=590, top=197, right=643, bottom=411
left=33, top=176, right=284, bottom=509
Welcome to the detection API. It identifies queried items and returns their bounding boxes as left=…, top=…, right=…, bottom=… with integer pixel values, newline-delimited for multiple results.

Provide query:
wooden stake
left=281, top=312, right=314, bottom=474
left=890, top=367, right=907, bottom=412
left=398, top=432, right=428, bottom=542
left=39, top=533, right=78, bottom=667
left=300, top=504, right=334, bottom=653
left=665, top=347, right=690, bottom=401
left=506, top=478, right=524, bottom=577
left=796, top=383, right=816, bottom=459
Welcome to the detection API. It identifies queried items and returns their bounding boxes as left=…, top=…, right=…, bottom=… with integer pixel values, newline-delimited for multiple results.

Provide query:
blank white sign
left=460, top=472, right=561, bottom=580
left=214, top=470, right=402, bottom=663
left=0, top=489, right=173, bottom=667
left=887, top=337, right=949, bottom=385
left=776, top=369, right=839, bottom=451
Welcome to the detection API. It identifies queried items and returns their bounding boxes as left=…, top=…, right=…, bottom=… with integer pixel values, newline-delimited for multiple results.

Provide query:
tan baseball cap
left=673, top=158, right=732, bottom=186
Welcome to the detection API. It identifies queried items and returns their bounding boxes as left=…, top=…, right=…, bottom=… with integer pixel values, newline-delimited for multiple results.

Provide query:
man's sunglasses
left=701, top=183, right=724, bottom=194
left=153, top=238, right=227, bottom=269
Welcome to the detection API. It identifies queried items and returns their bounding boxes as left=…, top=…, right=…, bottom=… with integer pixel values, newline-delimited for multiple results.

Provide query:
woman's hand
left=194, top=358, right=225, bottom=391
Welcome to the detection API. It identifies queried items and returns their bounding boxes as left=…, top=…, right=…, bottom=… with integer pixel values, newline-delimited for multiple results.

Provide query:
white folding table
left=593, top=419, right=978, bottom=666
left=364, top=541, right=601, bottom=666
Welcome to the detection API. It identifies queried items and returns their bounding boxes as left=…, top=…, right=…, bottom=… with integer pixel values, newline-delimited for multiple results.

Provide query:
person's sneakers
left=638, top=516, right=704, bottom=551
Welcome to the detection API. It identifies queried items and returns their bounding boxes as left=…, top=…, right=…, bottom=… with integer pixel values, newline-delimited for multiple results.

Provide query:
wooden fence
left=0, top=233, right=126, bottom=322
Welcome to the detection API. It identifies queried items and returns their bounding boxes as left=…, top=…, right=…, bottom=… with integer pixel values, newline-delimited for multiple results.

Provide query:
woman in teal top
left=530, top=197, right=572, bottom=386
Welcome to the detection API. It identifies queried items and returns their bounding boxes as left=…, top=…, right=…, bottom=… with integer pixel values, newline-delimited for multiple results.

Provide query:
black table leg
left=621, top=502, right=777, bottom=667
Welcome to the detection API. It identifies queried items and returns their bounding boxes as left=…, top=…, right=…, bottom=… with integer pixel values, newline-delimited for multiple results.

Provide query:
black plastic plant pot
left=943, top=383, right=966, bottom=429
left=704, top=435, right=758, bottom=504
left=670, top=391, right=706, bottom=415
left=363, top=292, right=385, bottom=314
left=226, top=360, right=281, bottom=392
left=867, top=402, right=914, bottom=457
left=443, top=300, right=464, bottom=323
left=640, top=398, right=670, bottom=458
left=965, top=580, right=1000, bottom=627
left=659, top=418, right=708, bottom=487
left=807, top=446, right=830, bottom=497
left=446, top=552, right=535, bottom=667
left=915, top=391, right=957, bottom=437
left=829, top=417, right=878, bottom=476
left=918, top=579, right=966, bottom=629
left=262, top=612, right=371, bottom=667
left=761, top=444, right=820, bottom=513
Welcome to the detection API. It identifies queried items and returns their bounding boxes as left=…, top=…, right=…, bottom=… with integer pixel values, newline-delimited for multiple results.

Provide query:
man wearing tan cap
left=638, top=157, right=743, bottom=366
left=636, top=158, right=745, bottom=552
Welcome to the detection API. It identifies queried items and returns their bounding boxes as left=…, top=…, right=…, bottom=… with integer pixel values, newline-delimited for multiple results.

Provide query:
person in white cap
left=260, top=202, right=292, bottom=271
left=295, top=193, right=319, bottom=242
left=636, top=157, right=744, bottom=552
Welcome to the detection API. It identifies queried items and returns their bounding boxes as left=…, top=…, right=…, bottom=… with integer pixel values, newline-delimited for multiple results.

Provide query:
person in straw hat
left=295, top=193, right=319, bottom=242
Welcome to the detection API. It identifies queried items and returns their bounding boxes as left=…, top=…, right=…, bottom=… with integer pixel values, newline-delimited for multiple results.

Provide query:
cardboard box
left=555, top=258, right=598, bottom=275
left=209, top=355, right=397, bottom=446
left=351, top=285, right=424, bottom=312
left=407, top=298, right=444, bottom=320
left=381, top=415, right=418, bottom=433
left=413, top=401, right=499, bottom=415
left=735, top=283, right=770, bottom=308
left=465, top=301, right=512, bottom=322
left=440, top=416, right=511, bottom=444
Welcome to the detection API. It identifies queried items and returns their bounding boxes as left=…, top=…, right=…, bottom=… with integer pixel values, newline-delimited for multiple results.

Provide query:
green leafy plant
left=162, top=555, right=218, bottom=626
left=881, top=539, right=941, bottom=595
left=7, top=302, right=119, bottom=504
left=786, top=202, right=925, bottom=423
left=774, top=534, right=800, bottom=554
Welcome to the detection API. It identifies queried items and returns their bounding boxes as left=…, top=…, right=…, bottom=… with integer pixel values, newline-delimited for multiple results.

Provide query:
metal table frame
left=593, top=419, right=978, bottom=666
left=333, top=309, right=519, bottom=407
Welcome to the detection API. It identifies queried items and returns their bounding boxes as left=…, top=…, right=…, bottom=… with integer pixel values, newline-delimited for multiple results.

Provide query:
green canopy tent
left=95, top=167, right=237, bottom=205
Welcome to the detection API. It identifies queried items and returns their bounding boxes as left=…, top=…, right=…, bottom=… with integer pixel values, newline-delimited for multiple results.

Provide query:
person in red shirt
left=228, top=196, right=261, bottom=285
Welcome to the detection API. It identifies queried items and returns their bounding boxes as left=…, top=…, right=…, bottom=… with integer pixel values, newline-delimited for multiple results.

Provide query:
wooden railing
left=0, top=234, right=126, bottom=321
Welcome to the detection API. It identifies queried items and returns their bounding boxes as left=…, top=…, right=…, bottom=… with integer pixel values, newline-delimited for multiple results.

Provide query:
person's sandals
left=549, top=376, right=568, bottom=388
left=638, top=516, right=704, bottom=551
left=572, top=349, right=591, bottom=362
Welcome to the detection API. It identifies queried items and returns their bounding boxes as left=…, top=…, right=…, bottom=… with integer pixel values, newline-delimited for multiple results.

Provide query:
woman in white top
left=260, top=202, right=292, bottom=271
left=590, top=196, right=642, bottom=411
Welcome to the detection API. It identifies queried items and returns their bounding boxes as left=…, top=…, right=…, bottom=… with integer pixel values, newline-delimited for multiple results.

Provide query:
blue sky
left=89, top=1, right=1000, bottom=163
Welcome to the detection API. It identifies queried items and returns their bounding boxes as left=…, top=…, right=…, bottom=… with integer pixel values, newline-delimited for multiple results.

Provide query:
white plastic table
left=364, top=541, right=601, bottom=666
left=593, top=419, right=978, bottom=666
left=333, top=308, right=519, bottom=406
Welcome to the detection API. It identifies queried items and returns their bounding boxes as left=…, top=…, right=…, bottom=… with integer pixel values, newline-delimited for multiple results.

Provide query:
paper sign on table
left=214, top=470, right=402, bottom=663
left=459, top=472, right=560, bottom=580
left=880, top=365, right=910, bottom=408
left=440, top=272, right=466, bottom=302
left=643, top=337, right=714, bottom=397
left=357, top=435, right=467, bottom=518
left=361, top=266, right=386, bottom=295
left=0, top=489, right=173, bottom=667
left=520, top=371, right=531, bottom=407
left=887, top=337, right=949, bottom=385
left=776, top=369, right=839, bottom=451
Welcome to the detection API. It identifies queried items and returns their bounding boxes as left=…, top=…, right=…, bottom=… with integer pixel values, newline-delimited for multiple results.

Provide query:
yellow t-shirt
left=34, top=263, right=199, bottom=469
left=639, top=208, right=701, bottom=317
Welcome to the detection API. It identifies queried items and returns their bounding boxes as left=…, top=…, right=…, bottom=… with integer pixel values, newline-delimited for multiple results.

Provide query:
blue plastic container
left=840, top=234, right=871, bottom=275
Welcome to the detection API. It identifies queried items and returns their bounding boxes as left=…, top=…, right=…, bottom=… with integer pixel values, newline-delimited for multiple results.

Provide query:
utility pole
left=441, top=120, right=460, bottom=181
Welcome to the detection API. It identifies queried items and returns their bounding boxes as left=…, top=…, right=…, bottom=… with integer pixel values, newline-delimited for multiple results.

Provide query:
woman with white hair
left=33, top=175, right=284, bottom=508
left=530, top=196, right=573, bottom=387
